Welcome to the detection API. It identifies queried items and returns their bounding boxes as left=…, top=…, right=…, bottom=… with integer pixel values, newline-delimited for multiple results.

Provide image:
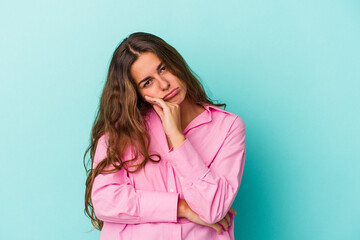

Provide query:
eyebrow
left=137, top=61, right=164, bottom=87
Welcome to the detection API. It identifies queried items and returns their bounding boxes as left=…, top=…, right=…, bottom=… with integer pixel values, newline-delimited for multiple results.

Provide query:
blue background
left=1, top=1, right=359, bottom=239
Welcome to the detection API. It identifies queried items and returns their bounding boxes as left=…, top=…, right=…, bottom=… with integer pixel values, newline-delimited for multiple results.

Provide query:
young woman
left=84, top=32, right=246, bottom=240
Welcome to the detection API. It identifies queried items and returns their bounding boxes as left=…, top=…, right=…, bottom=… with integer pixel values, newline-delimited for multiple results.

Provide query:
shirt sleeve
left=163, top=115, right=246, bottom=224
left=91, top=134, right=179, bottom=224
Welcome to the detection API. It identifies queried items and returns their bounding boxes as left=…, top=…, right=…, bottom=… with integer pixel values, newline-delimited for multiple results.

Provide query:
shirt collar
left=183, top=103, right=229, bottom=134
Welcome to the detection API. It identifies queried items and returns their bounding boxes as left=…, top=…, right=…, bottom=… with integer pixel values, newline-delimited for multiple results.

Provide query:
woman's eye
left=160, top=66, right=166, bottom=72
left=144, top=79, right=152, bottom=87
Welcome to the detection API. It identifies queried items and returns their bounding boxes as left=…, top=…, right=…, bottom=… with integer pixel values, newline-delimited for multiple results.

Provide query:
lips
left=163, top=88, right=179, bottom=100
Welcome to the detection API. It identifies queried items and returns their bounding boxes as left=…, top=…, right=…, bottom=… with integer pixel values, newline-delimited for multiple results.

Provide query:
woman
left=83, top=32, right=246, bottom=240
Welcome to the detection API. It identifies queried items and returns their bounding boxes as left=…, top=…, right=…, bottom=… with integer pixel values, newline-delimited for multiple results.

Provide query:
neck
left=179, top=97, right=205, bottom=131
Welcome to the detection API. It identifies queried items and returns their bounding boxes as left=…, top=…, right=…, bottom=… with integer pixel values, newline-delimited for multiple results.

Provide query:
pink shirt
left=91, top=104, right=246, bottom=240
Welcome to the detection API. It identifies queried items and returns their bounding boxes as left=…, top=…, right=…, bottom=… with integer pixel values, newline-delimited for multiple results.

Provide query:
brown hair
left=83, top=32, right=226, bottom=230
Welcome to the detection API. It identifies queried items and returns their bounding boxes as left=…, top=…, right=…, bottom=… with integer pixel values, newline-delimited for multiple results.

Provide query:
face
left=130, top=52, right=187, bottom=105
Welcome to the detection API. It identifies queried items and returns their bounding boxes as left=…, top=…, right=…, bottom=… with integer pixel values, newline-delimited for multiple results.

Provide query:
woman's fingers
left=144, top=95, right=169, bottom=121
left=216, top=212, right=233, bottom=233
left=183, top=203, right=223, bottom=234
left=225, top=213, right=231, bottom=227
left=144, top=95, right=168, bottom=110
left=211, top=223, right=223, bottom=235
left=229, top=207, right=237, bottom=216
left=144, top=95, right=182, bottom=136
left=151, top=103, right=164, bottom=120
left=218, top=217, right=229, bottom=231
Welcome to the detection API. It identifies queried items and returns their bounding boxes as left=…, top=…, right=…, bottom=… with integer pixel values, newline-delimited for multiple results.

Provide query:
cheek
left=137, top=88, right=148, bottom=99
left=139, top=88, right=158, bottom=99
left=177, top=79, right=187, bottom=92
left=164, top=72, right=179, bottom=82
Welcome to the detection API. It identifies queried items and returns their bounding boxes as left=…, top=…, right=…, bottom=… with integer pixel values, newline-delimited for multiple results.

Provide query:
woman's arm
left=164, top=116, right=246, bottom=225
left=91, top=134, right=179, bottom=224
left=178, top=199, right=237, bottom=234
left=92, top=132, right=241, bottom=233
left=142, top=96, right=246, bottom=225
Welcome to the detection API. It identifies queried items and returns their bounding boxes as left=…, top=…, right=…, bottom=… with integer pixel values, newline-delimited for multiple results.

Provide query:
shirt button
left=169, top=188, right=174, bottom=192
left=179, top=177, right=184, bottom=181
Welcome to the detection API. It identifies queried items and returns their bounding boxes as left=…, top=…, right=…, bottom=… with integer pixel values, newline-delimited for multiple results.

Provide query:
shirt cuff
left=163, top=138, right=209, bottom=183
left=139, top=190, right=179, bottom=223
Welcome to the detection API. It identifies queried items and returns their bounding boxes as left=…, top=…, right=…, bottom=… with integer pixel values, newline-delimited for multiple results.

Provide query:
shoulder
left=204, top=104, right=246, bottom=131
left=96, top=133, right=109, bottom=149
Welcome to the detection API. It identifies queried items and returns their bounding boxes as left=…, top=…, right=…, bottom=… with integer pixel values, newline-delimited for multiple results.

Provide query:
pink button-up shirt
left=91, top=104, right=246, bottom=240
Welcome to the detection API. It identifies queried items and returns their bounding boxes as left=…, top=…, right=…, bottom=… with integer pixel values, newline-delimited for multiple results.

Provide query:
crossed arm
left=91, top=115, right=245, bottom=234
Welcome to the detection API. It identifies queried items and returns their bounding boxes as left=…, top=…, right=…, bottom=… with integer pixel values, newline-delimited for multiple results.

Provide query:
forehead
left=130, top=52, right=162, bottom=84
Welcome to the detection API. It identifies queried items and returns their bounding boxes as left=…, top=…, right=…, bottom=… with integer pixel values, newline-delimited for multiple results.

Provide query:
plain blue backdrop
left=1, top=1, right=359, bottom=239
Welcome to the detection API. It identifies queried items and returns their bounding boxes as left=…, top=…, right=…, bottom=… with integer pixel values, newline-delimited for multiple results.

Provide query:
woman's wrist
left=177, top=199, right=189, bottom=218
left=169, top=132, right=186, bottom=150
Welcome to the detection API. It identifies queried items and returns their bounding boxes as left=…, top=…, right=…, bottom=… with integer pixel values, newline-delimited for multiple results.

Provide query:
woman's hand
left=144, top=95, right=181, bottom=136
left=216, top=208, right=237, bottom=233
left=178, top=199, right=237, bottom=235
left=144, top=95, right=185, bottom=149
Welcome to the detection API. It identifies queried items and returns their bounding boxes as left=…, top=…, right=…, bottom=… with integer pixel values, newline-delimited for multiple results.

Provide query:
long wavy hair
left=83, top=32, right=226, bottom=230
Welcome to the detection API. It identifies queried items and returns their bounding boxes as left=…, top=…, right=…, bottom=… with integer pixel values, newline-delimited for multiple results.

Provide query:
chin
left=175, top=96, right=186, bottom=105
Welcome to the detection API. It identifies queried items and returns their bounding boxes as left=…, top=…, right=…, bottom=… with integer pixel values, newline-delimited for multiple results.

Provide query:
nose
left=157, top=76, right=170, bottom=90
